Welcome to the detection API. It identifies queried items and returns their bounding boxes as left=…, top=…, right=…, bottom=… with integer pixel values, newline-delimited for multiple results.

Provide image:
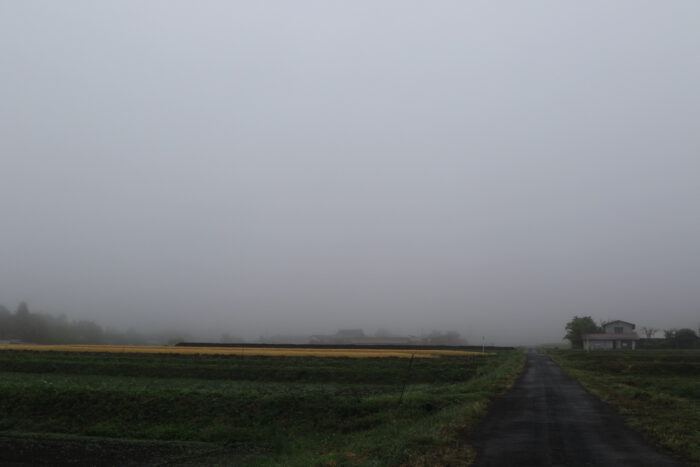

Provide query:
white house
left=582, top=320, right=639, bottom=351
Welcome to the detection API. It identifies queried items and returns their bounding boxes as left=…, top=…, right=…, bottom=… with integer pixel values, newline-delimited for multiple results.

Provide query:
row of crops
left=0, top=347, right=525, bottom=465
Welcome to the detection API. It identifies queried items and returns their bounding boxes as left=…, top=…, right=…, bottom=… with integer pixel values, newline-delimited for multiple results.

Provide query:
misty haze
left=2, top=2, right=700, bottom=466
left=2, top=2, right=699, bottom=346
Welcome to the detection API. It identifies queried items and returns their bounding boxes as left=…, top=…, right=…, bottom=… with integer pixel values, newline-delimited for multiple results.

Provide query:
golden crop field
left=0, top=344, right=485, bottom=358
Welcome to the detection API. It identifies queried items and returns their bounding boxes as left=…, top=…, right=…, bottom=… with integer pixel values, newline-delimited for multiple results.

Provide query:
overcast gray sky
left=1, top=1, right=699, bottom=344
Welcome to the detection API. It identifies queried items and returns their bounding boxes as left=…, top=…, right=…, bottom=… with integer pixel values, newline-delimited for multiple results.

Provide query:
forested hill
left=0, top=302, right=157, bottom=345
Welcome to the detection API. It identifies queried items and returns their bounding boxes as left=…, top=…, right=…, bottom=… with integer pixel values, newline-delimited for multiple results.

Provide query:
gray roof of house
left=604, top=320, right=636, bottom=329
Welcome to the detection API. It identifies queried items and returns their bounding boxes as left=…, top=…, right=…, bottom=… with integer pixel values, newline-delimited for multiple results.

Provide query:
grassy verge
left=315, top=349, right=526, bottom=466
left=547, top=350, right=700, bottom=466
left=0, top=348, right=525, bottom=465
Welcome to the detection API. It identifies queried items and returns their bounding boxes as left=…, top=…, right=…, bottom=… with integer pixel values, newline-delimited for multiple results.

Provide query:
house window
left=614, top=327, right=623, bottom=334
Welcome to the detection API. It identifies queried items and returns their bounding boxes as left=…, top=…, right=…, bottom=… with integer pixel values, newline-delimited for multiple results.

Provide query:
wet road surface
left=469, top=349, right=683, bottom=466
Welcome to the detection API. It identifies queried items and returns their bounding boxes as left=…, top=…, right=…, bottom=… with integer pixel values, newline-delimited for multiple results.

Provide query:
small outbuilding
left=582, top=320, right=639, bottom=351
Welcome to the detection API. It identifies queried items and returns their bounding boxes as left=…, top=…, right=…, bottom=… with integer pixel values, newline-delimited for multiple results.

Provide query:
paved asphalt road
left=469, top=349, right=684, bottom=467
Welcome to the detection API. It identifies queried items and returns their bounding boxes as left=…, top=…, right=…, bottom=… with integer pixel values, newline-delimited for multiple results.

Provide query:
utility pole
left=482, top=335, right=485, bottom=353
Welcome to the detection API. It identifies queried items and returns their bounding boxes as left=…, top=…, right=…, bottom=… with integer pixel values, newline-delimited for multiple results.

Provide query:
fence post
left=398, top=353, right=415, bottom=405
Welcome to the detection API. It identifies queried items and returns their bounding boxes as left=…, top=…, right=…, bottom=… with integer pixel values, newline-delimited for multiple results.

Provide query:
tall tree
left=14, top=301, right=31, bottom=340
left=0, top=305, right=12, bottom=338
left=564, top=316, right=600, bottom=349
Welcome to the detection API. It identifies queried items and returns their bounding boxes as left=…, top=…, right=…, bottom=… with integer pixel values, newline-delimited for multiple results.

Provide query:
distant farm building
left=583, top=320, right=639, bottom=351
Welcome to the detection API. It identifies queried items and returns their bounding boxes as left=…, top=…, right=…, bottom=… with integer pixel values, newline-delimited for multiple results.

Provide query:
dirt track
left=470, top=349, right=683, bottom=467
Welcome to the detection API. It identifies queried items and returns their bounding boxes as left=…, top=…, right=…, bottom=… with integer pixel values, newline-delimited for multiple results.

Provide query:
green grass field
left=548, top=349, right=700, bottom=465
left=0, top=348, right=525, bottom=465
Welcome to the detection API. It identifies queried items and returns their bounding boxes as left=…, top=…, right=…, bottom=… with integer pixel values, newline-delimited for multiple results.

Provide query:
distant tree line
left=308, top=328, right=468, bottom=346
left=638, top=328, right=699, bottom=349
left=419, top=330, right=468, bottom=345
left=0, top=302, right=159, bottom=345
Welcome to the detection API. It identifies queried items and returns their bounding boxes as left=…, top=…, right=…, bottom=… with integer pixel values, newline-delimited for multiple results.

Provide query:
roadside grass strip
left=548, top=350, right=700, bottom=466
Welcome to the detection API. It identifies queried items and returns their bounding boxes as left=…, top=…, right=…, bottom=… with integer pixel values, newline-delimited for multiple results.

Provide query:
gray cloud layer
left=2, top=2, right=699, bottom=344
